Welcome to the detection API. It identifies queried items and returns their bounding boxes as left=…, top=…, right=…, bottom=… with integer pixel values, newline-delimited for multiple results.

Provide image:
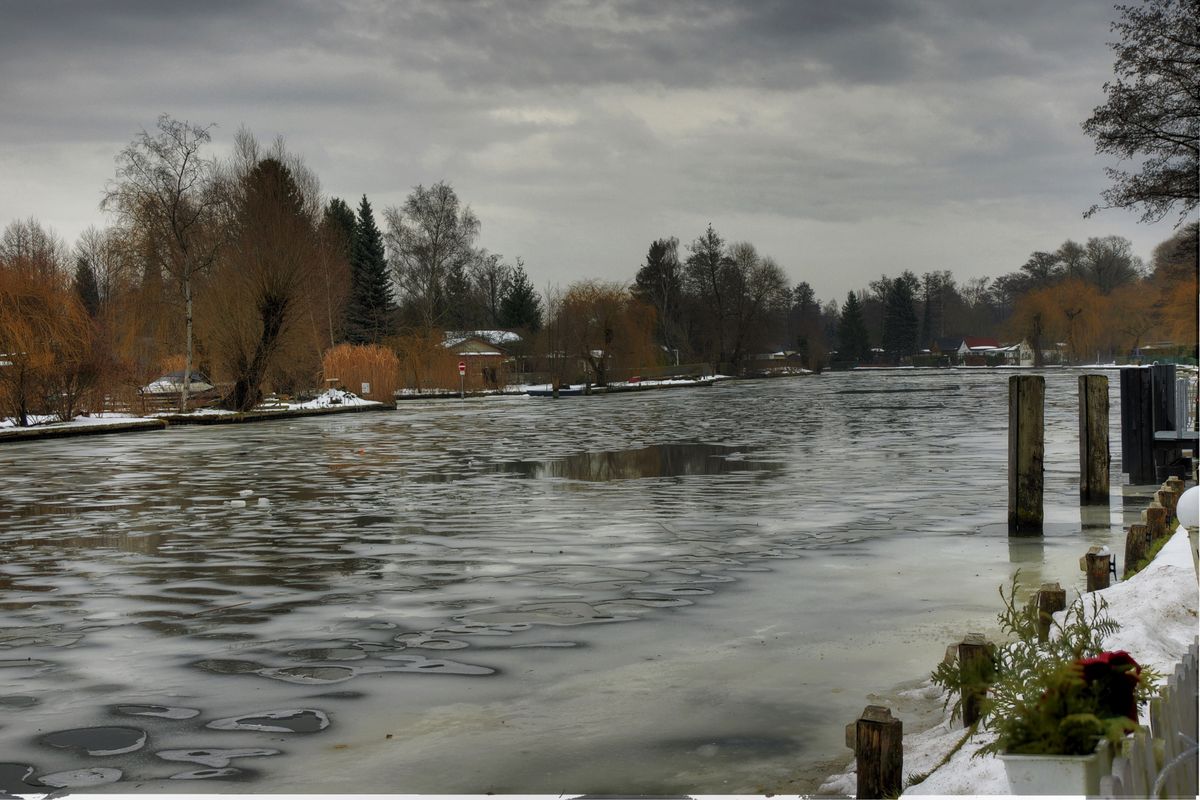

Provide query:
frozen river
left=0, top=370, right=1151, bottom=793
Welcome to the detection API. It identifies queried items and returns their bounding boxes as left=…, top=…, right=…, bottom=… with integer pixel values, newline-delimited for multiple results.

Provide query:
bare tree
left=103, top=114, right=221, bottom=411
left=384, top=182, right=480, bottom=331
left=1083, top=0, right=1199, bottom=224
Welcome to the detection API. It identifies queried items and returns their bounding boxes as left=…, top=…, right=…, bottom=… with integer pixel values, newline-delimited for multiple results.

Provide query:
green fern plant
left=931, top=571, right=1160, bottom=755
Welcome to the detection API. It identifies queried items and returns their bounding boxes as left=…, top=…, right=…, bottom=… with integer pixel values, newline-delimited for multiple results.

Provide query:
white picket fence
left=1102, top=639, right=1199, bottom=797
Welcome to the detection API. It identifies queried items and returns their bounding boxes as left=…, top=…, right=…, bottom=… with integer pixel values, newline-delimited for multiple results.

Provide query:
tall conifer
left=346, top=195, right=393, bottom=343
left=499, top=263, right=543, bottom=332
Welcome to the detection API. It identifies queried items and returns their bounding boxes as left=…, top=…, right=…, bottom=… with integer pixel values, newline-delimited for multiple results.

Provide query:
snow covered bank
left=818, top=526, right=1199, bottom=797
left=0, top=390, right=386, bottom=441
left=0, top=412, right=148, bottom=430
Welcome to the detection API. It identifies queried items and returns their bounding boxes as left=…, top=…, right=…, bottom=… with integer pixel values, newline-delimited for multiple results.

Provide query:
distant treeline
left=0, top=114, right=1197, bottom=425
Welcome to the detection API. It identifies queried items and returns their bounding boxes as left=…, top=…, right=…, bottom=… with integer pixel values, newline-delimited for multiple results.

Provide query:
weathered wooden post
left=1165, top=475, right=1186, bottom=496
left=1034, top=582, right=1067, bottom=643
left=1009, top=375, right=1045, bottom=534
left=1145, top=501, right=1170, bottom=542
left=847, top=705, right=902, bottom=799
left=1123, top=523, right=1152, bottom=578
left=1156, top=485, right=1179, bottom=521
left=957, top=633, right=995, bottom=726
left=1079, top=375, right=1110, bottom=503
left=1081, top=546, right=1113, bottom=591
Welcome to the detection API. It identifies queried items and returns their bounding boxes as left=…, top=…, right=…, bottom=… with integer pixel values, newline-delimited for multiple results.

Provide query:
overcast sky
left=0, top=0, right=1184, bottom=301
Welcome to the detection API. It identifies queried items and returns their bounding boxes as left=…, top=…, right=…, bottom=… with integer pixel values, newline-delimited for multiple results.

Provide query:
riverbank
left=814, top=524, right=1199, bottom=796
left=0, top=389, right=387, bottom=443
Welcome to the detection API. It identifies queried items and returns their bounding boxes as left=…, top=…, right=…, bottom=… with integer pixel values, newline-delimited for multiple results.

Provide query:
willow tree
left=103, top=114, right=221, bottom=411
left=205, top=134, right=325, bottom=411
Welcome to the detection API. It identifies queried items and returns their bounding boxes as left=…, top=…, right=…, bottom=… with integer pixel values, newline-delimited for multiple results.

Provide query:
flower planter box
left=999, top=740, right=1111, bottom=795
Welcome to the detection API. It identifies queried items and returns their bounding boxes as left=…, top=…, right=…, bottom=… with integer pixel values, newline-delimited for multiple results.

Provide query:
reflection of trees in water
left=498, top=444, right=775, bottom=482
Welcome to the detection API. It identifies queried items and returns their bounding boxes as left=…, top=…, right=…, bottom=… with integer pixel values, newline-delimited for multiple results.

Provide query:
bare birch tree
left=103, top=114, right=221, bottom=411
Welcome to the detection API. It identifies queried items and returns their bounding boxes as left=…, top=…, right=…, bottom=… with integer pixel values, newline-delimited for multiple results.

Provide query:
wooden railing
left=1102, top=639, right=1198, bottom=797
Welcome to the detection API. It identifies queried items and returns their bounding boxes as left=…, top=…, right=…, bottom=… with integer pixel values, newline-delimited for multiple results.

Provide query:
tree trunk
left=182, top=277, right=193, bottom=412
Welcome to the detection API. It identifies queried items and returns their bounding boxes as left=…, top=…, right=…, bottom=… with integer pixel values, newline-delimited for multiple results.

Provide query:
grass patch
left=1127, top=529, right=1172, bottom=578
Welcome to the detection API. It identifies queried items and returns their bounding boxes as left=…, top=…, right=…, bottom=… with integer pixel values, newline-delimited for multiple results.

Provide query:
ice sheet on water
left=0, top=371, right=1149, bottom=793
left=157, top=747, right=280, bottom=768
left=207, top=709, right=330, bottom=733
left=38, top=767, right=123, bottom=788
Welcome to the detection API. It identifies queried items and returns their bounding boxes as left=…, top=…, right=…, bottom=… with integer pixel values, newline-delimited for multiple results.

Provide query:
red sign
left=458, top=361, right=466, bottom=375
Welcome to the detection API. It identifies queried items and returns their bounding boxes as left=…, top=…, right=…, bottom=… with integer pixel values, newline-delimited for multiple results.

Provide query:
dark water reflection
left=0, top=370, right=1133, bottom=793
left=496, top=443, right=777, bottom=481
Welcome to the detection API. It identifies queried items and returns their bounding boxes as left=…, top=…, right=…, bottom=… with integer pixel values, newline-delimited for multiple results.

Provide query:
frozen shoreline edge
left=813, top=525, right=1199, bottom=797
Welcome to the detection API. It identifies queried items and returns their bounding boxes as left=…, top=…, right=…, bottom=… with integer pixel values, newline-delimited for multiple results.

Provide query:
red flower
left=1075, top=651, right=1141, bottom=721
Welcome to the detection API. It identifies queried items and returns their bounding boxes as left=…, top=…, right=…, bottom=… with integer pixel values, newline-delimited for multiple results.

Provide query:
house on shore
left=442, top=330, right=522, bottom=388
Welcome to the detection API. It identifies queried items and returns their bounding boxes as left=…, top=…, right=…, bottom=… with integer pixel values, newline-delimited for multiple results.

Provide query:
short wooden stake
left=1008, top=375, right=1045, bottom=534
left=1034, top=582, right=1066, bottom=643
left=1165, top=475, right=1185, bottom=496
left=1155, top=487, right=1179, bottom=522
left=1081, top=546, right=1114, bottom=591
left=1123, top=523, right=1152, bottom=578
left=957, top=633, right=995, bottom=726
left=1145, top=502, right=1170, bottom=542
left=1078, top=375, right=1110, bottom=503
left=849, top=705, right=903, bottom=800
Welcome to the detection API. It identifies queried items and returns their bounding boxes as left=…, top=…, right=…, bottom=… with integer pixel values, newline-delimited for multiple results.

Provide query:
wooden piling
left=1120, top=367, right=1156, bottom=484
left=1145, top=502, right=1170, bottom=542
left=957, top=633, right=995, bottom=726
left=1123, top=523, right=1152, bottom=579
left=1165, top=475, right=1186, bottom=496
left=1034, top=583, right=1067, bottom=643
left=1082, top=547, right=1113, bottom=592
left=1156, top=487, right=1179, bottom=522
left=1008, top=375, right=1045, bottom=534
left=850, top=705, right=903, bottom=800
left=1079, top=375, right=1110, bottom=503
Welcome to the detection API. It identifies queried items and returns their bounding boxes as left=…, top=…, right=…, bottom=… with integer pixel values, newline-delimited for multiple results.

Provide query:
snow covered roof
left=443, top=330, right=522, bottom=348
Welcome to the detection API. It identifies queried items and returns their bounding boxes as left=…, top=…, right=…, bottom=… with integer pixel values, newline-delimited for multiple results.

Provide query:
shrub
left=322, top=343, right=398, bottom=402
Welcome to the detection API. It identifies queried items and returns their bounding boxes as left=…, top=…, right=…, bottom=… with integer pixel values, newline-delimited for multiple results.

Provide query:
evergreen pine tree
left=882, top=274, right=920, bottom=357
left=839, top=291, right=871, bottom=362
left=499, top=263, right=543, bottom=332
left=346, top=195, right=393, bottom=344
left=324, top=197, right=357, bottom=263
left=73, top=258, right=101, bottom=317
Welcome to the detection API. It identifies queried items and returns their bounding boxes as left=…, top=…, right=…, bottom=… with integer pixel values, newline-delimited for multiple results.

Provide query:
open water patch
left=39, top=726, right=146, bottom=756
left=0, top=763, right=39, bottom=794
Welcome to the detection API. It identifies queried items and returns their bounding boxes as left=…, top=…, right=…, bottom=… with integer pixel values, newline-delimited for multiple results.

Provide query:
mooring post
left=1120, top=367, right=1156, bottom=484
left=1034, top=582, right=1066, bottom=643
left=1155, top=486, right=1179, bottom=522
left=847, top=705, right=902, bottom=800
left=957, top=633, right=995, bottom=726
left=1009, top=375, right=1045, bottom=534
left=1145, top=501, right=1170, bottom=542
left=1081, top=546, right=1113, bottom=591
left=1078, top=375, right=1110, bottom=503
left=1123, top=523, right=1152, bottom=578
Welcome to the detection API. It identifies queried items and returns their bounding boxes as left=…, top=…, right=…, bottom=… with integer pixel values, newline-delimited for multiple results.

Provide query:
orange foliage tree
left=553, top=281, right=659, bottom=385
left=1009, top=278, right=1110, bottom=364
left=0, top=229, right=96, bottom=425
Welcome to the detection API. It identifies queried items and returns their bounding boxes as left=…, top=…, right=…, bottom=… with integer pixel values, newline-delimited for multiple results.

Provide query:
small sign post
left=458, top=360, right=466, bottom=399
